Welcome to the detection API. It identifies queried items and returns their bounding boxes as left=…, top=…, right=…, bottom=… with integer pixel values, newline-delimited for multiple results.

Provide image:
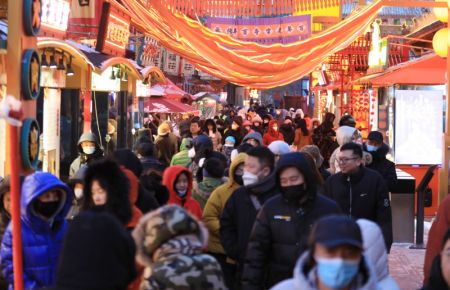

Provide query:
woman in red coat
left=162, top=165, right=202, bottom=219
left=263, top=120, right=284, bottom=146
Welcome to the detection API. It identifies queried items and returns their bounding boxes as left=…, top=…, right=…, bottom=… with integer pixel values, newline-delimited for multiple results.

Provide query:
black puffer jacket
left=220, top=175, right=279, bottom=276
left=365, top=143, right=398, bottom=192
left=324, top=166, right=393, bottom=252
left=241, top=153, right=341, bottom=290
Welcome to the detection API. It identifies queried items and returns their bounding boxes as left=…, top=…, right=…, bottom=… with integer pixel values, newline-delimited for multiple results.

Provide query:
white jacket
left=271, top=251, right=379, bottom=290
left=357, top=219, right=400, bottom=290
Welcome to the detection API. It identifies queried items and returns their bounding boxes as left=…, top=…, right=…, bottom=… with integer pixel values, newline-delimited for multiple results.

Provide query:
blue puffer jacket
left=0, top=172, right=72, bottom=290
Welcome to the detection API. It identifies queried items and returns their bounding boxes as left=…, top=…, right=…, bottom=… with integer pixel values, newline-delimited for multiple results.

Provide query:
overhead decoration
left=117, top=0, right=382, bottom=88
left=206, top=15, right=311, bottom=45
left=161, top=0, right=346, bottom=18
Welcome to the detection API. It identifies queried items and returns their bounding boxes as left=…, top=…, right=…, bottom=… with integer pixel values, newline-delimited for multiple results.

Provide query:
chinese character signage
left=207, top=15, right=311, bottom=45
left=164, top=51, right=180, bottom=75
left=96, top=2, right=130, bottom=56
left=40, top=0, right=71, bottom=38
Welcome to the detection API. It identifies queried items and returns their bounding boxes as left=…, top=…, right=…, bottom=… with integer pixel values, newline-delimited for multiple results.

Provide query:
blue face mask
left=316, top=257, right=359, bottom=290
left=366, top=144, right=379, bottom=152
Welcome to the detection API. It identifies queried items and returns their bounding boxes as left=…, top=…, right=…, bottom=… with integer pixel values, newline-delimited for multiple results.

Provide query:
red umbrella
left=143, top=97, right=199, bottom=114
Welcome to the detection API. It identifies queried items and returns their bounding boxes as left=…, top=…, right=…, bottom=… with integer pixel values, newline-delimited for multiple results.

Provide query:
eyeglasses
left=337, top=157, right=359, bottom=164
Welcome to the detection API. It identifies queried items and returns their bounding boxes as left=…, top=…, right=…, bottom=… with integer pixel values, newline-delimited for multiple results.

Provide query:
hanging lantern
left=433, top=0, right=448, bottom=23
left=432, top=28, right=448, bottom=58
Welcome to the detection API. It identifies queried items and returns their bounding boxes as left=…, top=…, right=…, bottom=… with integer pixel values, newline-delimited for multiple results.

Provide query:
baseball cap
left=309, top=215, right=363, bottom=249
left=367, top=131, right=383, bottom=143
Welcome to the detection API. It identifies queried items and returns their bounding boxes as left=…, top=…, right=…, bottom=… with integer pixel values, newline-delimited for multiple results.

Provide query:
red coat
left=163, top=165, right=202, bottom=219
left=263, top=120, right=284, bottom=146
left=121, top=168, right=143, bottom=229
left=424, top=194, right=450, bottom=282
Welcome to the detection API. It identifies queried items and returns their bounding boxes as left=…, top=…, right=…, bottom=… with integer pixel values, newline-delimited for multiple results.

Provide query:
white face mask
left=188, top=147, right=196, bottom=158
left=242, top=170, right=259, bottom=186
left=83, top=146, right=95, bottom=155
left=74, top=188, right=84, bottom=199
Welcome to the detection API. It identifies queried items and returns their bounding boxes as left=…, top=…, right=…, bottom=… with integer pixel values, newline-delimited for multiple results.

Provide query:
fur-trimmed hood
left=82, top=159, right=132, bottom=226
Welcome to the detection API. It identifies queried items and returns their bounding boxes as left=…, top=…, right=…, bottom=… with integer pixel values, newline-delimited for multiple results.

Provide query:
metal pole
left=415, top=188, right=425, bottom=246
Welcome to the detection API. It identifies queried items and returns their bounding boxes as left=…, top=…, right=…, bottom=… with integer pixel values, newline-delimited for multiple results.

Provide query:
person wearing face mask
left=223, top=116, right=246, bottom=146
left=242, top=152, right=341, bottom=289
left=251, top=115, right=264, bottom=135
left=271, top=215, right=379, bottom=290
left=220, top=146, right=279, bottom=287
left=328, top=125, right=359, bottom=174
left=324, top=142, right=393, bottom=252
left=203, top=153, right=247, bottom=290
left=69, top=132, right=103, bottom=178
left=67, top=165, right=88, bottom=219
left=0, top=172, right=73, bottom=290
left=163, top=165, right=202, bottom=219
left=263, top=120, right=285, bottom=146
left=364, top=131, right=397, bottom=192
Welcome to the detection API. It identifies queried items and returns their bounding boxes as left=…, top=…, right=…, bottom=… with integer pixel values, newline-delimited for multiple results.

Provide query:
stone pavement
left=388, top=221, right=431, bottom=290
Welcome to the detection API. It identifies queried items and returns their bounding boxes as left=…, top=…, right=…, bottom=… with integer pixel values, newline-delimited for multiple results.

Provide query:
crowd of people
left=0, top=103, right=447, bottom=290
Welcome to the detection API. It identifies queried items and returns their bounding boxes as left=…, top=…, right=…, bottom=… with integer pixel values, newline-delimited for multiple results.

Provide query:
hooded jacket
left=50, top=212, right=136, bottom=290
left=1, top=172, right=72, bottom=289
left=271, top=252, right=379, bottom=290
left=203, top=153, right=247, bottom=255
left=365, top=143, right=397, bottom=192
left=242, top=132, right=263, bottom=147
left=132, top=205, right=227, bottom=290
left=220, top=170, right=279, bottom=276
left=263, top=120, right=285, bottom=146
left=329, top=126, right=357, bottom=174
left=69, top=133, right=103, bottom=177
left=82, top=159, right=132, bottom=226
left=357, top=219, right=400, bottom=290
left=163, top=165, right=202, bottom=219
left=170, top=137, right=193, bottom=167
left=324, top=166, right=393, bottom=252
left=242, top=153, right=341, bottom=289
left=280, top=123, right=295, bottom=145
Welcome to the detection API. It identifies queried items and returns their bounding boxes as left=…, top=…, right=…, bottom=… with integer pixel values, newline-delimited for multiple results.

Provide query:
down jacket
left=0, top=172, right=72, bottom=289
left=357, top=219, right=400, bottom=290
left=324, top=166, right=393, bottom=252
left=242, top=153, right=341, bottom=289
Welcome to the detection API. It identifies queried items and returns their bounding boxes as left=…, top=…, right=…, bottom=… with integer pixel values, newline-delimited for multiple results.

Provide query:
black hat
left=367, top=131, right=383, bottom=143
left=309, top=215, right=363, bottom=249
left=339, top=115, right=356, bottom=127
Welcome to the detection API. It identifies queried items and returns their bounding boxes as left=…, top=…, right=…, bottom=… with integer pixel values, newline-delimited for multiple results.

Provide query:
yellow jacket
left=202, top=153, right=247, bottom=255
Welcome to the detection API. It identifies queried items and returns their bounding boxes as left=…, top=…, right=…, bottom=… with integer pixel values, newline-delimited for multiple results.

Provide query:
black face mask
left=281, top=184, right=308, bottom=203
left=234, top=174, right=243, bottom=186
left=34, top=200, right=60, bottom=218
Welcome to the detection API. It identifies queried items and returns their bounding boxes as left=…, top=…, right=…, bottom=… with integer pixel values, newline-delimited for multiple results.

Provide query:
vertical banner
left=164, top=51, right=180, bottom=75
left=43, top=88, right=61, bottom=176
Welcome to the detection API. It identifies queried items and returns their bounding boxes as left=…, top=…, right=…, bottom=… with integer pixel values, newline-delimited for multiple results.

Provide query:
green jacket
left=170, top=138, right=192, bottom=168
left=192, top=177, right=224, bottom=209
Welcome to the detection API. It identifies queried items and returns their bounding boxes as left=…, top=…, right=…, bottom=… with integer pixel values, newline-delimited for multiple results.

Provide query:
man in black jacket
left=365, top=131, right=398, bottom=192
left=220, top=146, right=279, bottom=288
left=241, top=152, right=341, bottom=290
left=324, top=142, right=393, bottom=252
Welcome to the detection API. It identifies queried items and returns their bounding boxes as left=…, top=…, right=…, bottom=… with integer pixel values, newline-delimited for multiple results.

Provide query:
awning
left=355, top=53, right=446, bottom=86
left=151, top=79, right=192, bottom=102
left=143, top=97, right=199, bottom=114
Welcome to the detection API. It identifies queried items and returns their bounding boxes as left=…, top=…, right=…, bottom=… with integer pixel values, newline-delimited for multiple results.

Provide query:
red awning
left=358, top=53, right=446, bottom=86
left=143, top=97, right=199, bottom=114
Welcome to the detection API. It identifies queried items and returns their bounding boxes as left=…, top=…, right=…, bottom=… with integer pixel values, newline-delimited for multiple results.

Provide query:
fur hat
left=157, top=122, right=171, bottom=136
left=300, top=145, right=324, bottom=168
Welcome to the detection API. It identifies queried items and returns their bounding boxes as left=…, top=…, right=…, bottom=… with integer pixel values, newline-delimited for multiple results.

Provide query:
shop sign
left=368, top=22, right=388, bottom=74
left=40, top=0, right=71, bottom=37
left=137, top=36, right=160, bottom=67
left=91, top=67, right=121, bottom=91
left=40, top=68, right=66, bottom=88
left=249, top=89, right=259, bottom=99
left=96, top=2, right=130, bottom=56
